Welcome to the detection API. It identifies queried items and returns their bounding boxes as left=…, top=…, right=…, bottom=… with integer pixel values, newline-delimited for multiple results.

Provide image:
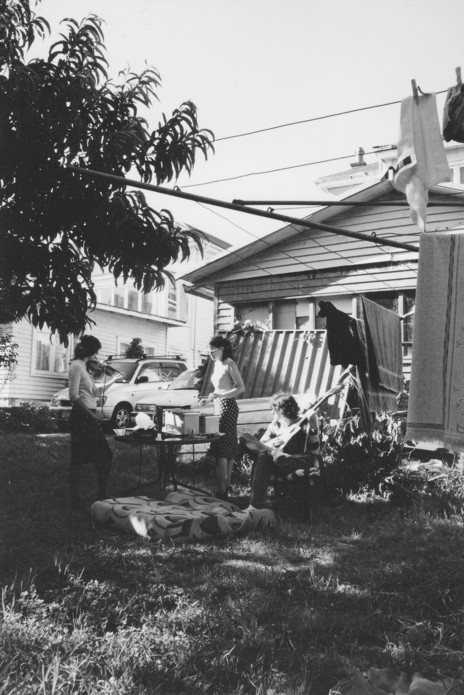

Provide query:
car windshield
left=169, top=370, right=199, bottom=390
left=91, top=364, right=124, bottom=383
left=104, top=360, right=139, bottom=382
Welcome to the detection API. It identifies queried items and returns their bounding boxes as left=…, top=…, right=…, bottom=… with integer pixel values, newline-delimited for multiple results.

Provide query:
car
left=131, top=368, right=202, bottom=427
left=49, top=356, right=188, bottom=428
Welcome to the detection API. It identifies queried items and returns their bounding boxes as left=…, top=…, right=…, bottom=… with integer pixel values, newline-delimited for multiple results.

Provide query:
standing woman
left=68, top=335, right=113, bottom=509
left=200, top=336, right=245, bottom=499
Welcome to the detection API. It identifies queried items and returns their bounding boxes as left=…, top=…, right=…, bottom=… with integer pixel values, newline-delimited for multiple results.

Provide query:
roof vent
left=350, top=147, right=366, bottom=168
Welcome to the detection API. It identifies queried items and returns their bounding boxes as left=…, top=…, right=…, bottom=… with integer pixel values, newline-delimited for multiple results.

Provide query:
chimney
left=350, top=147, right=366, bottom=168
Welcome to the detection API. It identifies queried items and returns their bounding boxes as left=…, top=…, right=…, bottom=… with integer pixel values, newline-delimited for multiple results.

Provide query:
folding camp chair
left=271, top=452, right=324, bottom=521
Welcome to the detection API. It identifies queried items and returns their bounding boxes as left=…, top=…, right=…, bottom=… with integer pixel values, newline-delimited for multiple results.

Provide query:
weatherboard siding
left=0, top=320, right=66, bottom=405
left=1, top=310, right=170, bottom=406
left=204, top=195, right=464, bottom=287
left=91, top=308, right=168, bottom=359
left=216, top=260, right=419, bottom=303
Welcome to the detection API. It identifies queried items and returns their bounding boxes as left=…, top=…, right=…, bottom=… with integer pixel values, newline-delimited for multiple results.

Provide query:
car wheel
left=112, top=403, right=132, bottom=428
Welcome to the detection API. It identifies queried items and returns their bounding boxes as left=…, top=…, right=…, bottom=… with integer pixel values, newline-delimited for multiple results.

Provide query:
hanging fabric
left=407, top=231, right=464, bottom=451
left=443, top=83, right=464, bottom=143
left=317, top=301, right=365, bottom=368
left=356, top=297, right=403, bottom=413
left=393, top=93, right=451, bottom=232
left=317, top=299, right=402, bottom=414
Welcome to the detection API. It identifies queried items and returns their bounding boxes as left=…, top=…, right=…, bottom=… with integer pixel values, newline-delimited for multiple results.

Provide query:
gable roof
left=181, top=180, right=464, bottom=287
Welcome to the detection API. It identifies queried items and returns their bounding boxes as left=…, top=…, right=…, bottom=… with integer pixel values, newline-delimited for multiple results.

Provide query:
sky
left=35, top=0, right=464, bottom=249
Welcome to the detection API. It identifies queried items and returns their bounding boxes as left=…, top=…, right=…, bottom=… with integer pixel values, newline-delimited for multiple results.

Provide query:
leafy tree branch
left=0, top=0, right=215, bottom=343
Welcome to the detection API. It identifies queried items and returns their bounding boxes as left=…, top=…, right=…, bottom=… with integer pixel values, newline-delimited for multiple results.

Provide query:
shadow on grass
left=1, top=434, right=464, bottom=694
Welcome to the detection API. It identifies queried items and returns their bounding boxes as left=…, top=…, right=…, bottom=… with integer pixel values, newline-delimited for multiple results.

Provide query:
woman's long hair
left=271, top=392, right=299, bottom=420
left=209, top=335, right=233, bottom=361
left=73, top=335, right=102, bottom=360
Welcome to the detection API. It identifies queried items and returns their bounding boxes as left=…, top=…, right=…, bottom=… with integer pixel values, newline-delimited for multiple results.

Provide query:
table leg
left=138, top=443, right=143, bottom=485
left=168, top=440, right=212, bottom=495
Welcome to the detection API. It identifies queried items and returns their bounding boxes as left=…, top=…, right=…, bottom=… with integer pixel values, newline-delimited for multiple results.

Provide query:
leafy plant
left=0, top=329, right=19, bottom=391
left=319, top=410, right=403, bottom=496
left=124, top=337, right=145, bottom=359
left=0, top=1, right=214, bottom=344
left=0, top=403, right=57, bottom=433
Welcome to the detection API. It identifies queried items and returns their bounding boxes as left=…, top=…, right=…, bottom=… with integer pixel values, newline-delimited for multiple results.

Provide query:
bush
left=319, top=411, right=403, bottom=497
left=390, top=464, right=464, bottom=516
left=0, top=404, right=58, bottom=434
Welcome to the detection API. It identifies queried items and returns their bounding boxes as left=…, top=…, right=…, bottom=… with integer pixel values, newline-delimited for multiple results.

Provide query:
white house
left=0, top=228, right=229, bottom=406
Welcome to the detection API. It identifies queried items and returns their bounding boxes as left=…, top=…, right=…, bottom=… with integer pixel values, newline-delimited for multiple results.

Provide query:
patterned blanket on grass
left=91, top=490, right=276, bottom=542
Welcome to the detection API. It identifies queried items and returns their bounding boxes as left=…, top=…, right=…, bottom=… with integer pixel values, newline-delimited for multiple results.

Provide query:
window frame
left=31, top=327, right=73, bottom=377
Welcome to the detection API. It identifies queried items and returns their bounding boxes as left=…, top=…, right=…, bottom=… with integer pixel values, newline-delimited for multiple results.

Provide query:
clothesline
left=232, top=198, right=464, bottom=208
left=68, top=164, right=419, bottom=253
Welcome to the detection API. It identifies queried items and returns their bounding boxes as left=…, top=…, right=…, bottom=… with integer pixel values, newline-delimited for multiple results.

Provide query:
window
left=400, top=290, right=415, bottom=358
left=98, top=287, right=113, bottom=305
left=142, top=294, right=152, bottom=314
left=167, top=279, right=177, bottom=319
left=138, top=363, right=162, bottom=382
left=114, top=289, right=125, bottom=308
left=158, top=362, right=186, bottom=381
left=127, top=290, right=139, bottom=311
left=32, top=328, right=71, bottom=375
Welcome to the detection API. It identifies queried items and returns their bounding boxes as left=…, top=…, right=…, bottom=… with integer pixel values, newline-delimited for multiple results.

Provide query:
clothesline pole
left=233, top=198, right=464, bottom=208
left=68, top=164, right=419, bottom=253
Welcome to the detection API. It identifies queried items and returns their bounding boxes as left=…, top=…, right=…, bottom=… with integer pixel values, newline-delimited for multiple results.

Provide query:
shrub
left=390, top=464, right=464, bottom=516
left=319, top=411, right=403, bottom=497
left=124, top=338, right=145, bottom=359
left=0, top=404, right=58, bottom=434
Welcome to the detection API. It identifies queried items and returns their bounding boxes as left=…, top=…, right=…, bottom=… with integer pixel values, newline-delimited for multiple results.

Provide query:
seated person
left=243, top=392, right=320, bottom=510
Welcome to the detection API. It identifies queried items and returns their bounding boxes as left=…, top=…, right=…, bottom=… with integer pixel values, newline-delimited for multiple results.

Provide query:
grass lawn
left=1, top=433, right=464, bottom=694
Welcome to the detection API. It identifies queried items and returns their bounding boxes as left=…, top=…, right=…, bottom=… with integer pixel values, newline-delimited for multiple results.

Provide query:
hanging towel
left=443, top=83, right=464, bottom=143
left=407, top=231, right=464, bottom=451
left=356, top=297, right=403, bottom=413
left=393, top=94, right=451, bottom=232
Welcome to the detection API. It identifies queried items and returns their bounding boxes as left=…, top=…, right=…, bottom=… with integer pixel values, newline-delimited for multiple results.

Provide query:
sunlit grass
left=1, top=434, right=464, bottom=693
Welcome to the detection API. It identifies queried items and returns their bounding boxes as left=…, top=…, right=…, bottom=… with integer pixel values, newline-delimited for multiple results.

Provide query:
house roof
left=181, top=179, right=464, bottom=287
left=182, top=224, right=231, bottom=250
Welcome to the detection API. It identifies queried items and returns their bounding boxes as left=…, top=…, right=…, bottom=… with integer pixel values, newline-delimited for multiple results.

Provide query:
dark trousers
left=69, top=406, right=113, bottom=501
left=249, top=449, right=309, bottom=507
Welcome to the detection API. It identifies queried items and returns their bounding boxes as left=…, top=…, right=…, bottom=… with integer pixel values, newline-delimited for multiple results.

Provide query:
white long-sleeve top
left=68, top=360, right=98, bottom=409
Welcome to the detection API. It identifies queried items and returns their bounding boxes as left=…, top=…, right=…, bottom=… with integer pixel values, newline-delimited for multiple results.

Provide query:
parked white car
left=49, top=356, right=188, bottom=428
left=131, top=369, right=202, bottom=426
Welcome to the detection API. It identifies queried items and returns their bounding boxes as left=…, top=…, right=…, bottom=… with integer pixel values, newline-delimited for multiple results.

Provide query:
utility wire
left=182, top=88, right=451, bottom=188
left=181, top=149, right=381, bottom=188
left=214, top=89, right=449, bottom=142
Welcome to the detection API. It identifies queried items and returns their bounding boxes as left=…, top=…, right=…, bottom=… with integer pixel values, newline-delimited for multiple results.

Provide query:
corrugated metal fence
left=202, top=329, right=343, bottom=403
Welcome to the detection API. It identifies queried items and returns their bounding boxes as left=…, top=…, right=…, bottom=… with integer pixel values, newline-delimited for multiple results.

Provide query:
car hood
left=136, top=390, right=199, bottom=406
